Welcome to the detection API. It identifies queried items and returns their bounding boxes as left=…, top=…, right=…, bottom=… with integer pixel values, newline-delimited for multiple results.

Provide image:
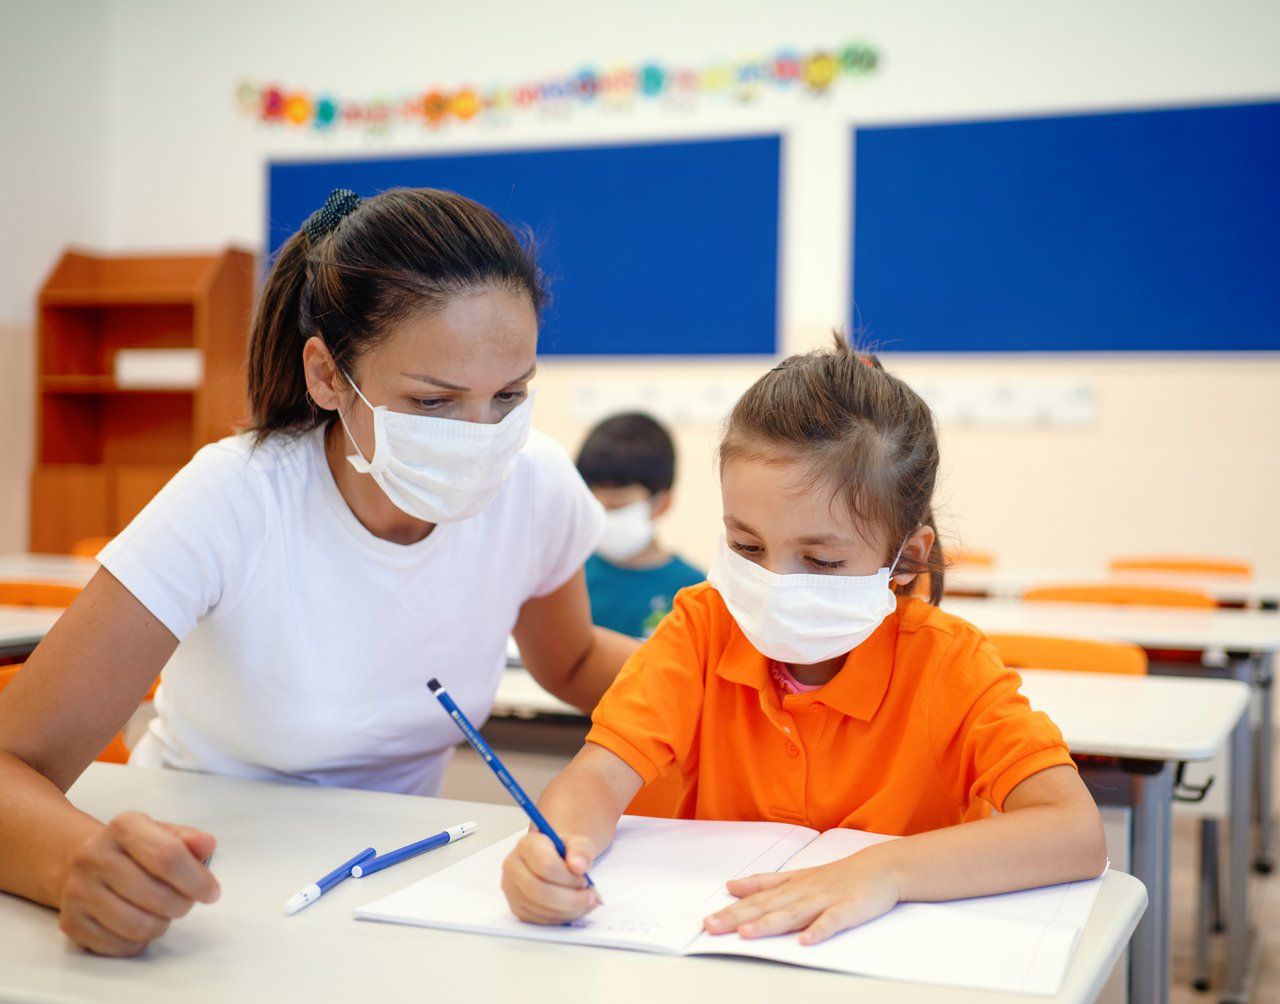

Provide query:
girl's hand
left=703, top=854, right=899, bottom=945
left=501, top=830, right=601, bottom=925
left=59, top=811, right=220, bottom=957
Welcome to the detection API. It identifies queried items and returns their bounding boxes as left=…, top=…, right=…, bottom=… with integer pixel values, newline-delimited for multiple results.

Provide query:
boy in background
left=576, top=413, right=705, bottom=638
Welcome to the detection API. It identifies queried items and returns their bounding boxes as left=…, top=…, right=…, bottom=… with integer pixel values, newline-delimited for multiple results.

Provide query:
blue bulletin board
left=851, top=101, right=1280, bottom=351
left=268, top=135, right=781, bottom=355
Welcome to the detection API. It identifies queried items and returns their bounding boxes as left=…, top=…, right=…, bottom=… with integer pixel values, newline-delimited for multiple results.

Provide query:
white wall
left=3, top=0, right=1279, bottom=571
left=0, top=0, right=111, bottom=549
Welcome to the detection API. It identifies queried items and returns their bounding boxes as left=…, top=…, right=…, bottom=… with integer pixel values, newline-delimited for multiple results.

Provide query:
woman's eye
left=495, top=390, right=527, bottom=404
left=806, top=556, right=846, bottom=571
left=413, top=398, right=450, bottom=411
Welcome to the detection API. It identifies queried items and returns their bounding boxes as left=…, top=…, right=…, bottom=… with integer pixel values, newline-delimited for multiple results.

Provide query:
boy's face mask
left=596, top=498, right=655, bottom=563
left=707, top=535, right=908, bottom=665
left=338, top=370, right=533, bottom=525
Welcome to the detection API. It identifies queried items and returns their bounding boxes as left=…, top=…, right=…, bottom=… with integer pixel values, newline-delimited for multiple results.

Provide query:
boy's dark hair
left=576, top=413, right=677, bottom=495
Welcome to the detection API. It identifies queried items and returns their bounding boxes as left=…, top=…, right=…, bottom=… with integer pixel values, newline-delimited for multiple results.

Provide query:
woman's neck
left=323, top=420, right=436, bottom=545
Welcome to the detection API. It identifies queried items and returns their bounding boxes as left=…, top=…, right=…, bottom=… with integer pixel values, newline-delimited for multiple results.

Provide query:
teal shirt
left=584, top=553, right=706, bottom=639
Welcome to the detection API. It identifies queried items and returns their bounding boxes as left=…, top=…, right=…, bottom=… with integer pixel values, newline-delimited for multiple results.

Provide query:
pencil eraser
left=426, top=679, right=441, bottom=693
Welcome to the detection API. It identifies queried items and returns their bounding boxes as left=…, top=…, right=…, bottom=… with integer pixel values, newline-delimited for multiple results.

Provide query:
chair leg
left=1193, top=818, right=1218, bottom=992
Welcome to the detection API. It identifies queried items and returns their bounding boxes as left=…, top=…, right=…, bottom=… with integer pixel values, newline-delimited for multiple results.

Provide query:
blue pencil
left=427, top=678, right=596, bottom=890
left=351, top=822, right=477, bottom=878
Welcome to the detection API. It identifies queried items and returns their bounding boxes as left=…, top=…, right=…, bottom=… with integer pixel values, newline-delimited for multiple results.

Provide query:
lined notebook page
left=687, top=827, right=1103, bottom=996
left=356, top=816, right=817, bottom=953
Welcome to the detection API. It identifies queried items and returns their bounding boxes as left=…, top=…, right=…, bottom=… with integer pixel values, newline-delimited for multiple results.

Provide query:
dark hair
left=576, top=412, right=677, bottom=495
left=247, top=187, right=546, bottom=441
left=719, top=333, right=946, bottom=603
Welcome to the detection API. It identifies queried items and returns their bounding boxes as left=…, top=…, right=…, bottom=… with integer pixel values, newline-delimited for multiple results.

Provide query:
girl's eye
left=806, top=556, right=846, bottom=571
left=728, top=540, right=762, bottom=557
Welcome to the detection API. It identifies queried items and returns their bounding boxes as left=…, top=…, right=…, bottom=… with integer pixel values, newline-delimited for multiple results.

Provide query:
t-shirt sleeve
left=927, top=631, right=1076, bottom=813
left=528, top=433, right=606, bottom=597
left=97, top=442, right=270, bottom=642
left=585, top=588, right=710, bottom=784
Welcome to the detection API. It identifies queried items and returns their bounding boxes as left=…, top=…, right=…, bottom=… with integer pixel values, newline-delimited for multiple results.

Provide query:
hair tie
left=303, top=188, right=362, bottom=243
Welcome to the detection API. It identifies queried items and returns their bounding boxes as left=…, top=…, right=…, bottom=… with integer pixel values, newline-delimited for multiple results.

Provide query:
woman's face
left=307, top=286, right=538, bottom=459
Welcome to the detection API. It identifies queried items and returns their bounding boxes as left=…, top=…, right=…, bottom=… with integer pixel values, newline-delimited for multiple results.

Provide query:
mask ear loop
left=335, top=366, right=377, bottom=469
left=887, top=525, right=924, bottom=579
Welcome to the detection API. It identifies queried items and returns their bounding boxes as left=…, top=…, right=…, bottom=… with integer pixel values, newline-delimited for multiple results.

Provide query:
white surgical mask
left=338, top=373, right=533, bottom=524
left=707, top=535, right=907, bottom=665
left=596, top=499, right=655, bottom=563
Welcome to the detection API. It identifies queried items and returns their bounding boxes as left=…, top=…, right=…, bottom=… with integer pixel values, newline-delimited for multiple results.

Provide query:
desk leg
left=1128, top=760, right=1173, bottom=1004
left=1223, top=703, right=1255, bottom=1004
left=1255, top=652, right=1275, bottom=874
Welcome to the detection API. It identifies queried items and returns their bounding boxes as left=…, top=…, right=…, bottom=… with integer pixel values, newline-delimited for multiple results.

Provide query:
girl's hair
left=720, top=333, right=946, bottom=603
left=247, top=187, right=546, bottom=441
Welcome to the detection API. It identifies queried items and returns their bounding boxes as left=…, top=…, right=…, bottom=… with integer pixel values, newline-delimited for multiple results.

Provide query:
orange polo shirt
left=587, top=583, right=1074, bottom=835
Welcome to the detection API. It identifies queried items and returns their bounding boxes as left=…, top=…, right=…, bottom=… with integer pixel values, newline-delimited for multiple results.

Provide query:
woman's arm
left=500, top=742, right=643, bottom=923
left=512, top=569, right=638, bottom=713
left=704, top=765, right=1107, bottom=944
left=0, top=568, right=220, bottom=954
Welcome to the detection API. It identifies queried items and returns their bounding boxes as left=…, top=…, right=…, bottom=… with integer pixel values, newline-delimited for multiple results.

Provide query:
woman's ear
left=892, top=523, right=936, bottom=585
left=302, top=335, right=343, bottom=411
left=649, top=490, right=673, bottom=519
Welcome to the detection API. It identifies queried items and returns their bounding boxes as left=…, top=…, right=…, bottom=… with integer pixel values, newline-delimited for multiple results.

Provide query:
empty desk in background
left=493, top=666, right=1247, bottom=1004
left=946, top=569, right=1280, bottom=609
left=0, top=606, right=62, bottom=659
left=0, top=553, right=97, bottom=587
left=0, top=762, right=1146, bottom=1004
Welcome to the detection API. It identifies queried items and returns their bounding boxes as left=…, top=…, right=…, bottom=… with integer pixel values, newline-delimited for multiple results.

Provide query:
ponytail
left=246, top=230, right=315, bottom=441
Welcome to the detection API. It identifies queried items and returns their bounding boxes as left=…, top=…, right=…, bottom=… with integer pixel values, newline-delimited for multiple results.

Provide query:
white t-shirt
left=99, top=424, right=604, bottom=796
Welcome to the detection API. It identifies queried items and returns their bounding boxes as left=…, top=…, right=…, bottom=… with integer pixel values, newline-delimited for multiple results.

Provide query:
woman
left=0, top=188, right=635, bottom=956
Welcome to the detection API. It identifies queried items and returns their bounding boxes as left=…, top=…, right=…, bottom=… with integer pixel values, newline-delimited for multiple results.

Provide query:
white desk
left=0, top=553, right=97, bottom=587
left=946, top=568, right=1280, bottom=609
left=0, top=763, right=1145, bottom=1004
left=0, top=605, right=63, bottom=659
left=494, top=666, right=1247, bottom=1004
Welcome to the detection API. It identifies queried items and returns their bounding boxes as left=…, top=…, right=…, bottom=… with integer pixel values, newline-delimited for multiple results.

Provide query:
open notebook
left=355, top=816, right=1102, bottom=996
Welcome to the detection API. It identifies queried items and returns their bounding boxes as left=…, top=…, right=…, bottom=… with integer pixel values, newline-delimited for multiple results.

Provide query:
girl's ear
left=302, top=335, right=343, bottom=411
left=892, top=523, right=936, bottom=585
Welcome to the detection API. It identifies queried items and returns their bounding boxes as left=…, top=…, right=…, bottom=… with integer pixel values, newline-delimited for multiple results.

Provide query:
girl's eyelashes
left=805, top=556, right=846, bottom=571
left=728, top=540, right=762, bottom=557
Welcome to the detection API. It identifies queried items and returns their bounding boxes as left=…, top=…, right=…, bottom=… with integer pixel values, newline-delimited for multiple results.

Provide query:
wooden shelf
left=30, top=247, right=256, bottom=553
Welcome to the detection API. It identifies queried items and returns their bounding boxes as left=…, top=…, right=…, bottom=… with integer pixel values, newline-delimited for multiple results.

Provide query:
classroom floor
left=441, top=724, right=1280, bottom=1003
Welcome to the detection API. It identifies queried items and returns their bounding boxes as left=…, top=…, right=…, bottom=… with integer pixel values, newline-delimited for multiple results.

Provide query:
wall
left=0, top=0, right=111, bottom=550
left=2, top=0, right=1278, bottom=571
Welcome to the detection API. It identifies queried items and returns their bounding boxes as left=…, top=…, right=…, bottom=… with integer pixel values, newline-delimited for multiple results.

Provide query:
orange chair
left=71, top=537, right=113, bottom=560
left=0, top=665, right=131, bottom=764
left=1023, top=583, right=1216, bottom=609
left=949, top=548, right=996, bottom=568
left=1109, top=556, right=1252, bottom=578
left=0, top=581, right=83, bottom=608
left=988, top=633, right=1148, bottom=675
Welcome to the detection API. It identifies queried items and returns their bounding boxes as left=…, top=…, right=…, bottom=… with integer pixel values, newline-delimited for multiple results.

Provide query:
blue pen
left=427, top=678, right=596, bottom=890
left=283, top=846, right=376, bottom=915
left=351, top=822, right=478, bottom=878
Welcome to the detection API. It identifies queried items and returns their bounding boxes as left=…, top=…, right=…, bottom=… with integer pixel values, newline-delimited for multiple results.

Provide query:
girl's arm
left=0, top=569, right=220, bottom=955
left=704, top=765, right=1107, bottom=944
left=512, top=569, right=638, bottom=713
left=500, top=742, right=643, bottom=924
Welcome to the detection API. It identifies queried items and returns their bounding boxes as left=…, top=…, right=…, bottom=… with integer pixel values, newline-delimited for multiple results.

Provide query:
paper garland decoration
left=236, top=42, right=879, bottom=134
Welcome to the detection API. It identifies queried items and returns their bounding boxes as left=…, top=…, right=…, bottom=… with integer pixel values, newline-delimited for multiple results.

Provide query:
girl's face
left=305, top=286, right=538, bottom=457
left=720, top=453, right=930, bottom=582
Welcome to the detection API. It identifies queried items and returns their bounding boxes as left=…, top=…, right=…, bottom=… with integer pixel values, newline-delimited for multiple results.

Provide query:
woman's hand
left=59, top=811, right=220, bottom=956
left=501, top=830, right=601, bottom=925
left=703, top=853, right=899, bottom=946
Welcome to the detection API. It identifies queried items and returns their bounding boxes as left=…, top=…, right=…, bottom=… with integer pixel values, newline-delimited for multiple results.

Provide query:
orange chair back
left=988, top=633, right=1148, bottom=676
left=0, top=581, right=82, bottom=608
left=1023, top=583, right=1216, bottom=609
left=1108, top=555, right=1252, bottom=578
left=71, top=537, right=112, bottom=560
left=949, top=548, right=996, bottom=568
left=0, top=664, right=132, bottom=764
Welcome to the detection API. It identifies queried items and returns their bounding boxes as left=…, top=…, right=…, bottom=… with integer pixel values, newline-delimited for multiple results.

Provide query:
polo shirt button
left=810, top=703, right=824, bottom=713
left=786, top=742, right=799, bottom=757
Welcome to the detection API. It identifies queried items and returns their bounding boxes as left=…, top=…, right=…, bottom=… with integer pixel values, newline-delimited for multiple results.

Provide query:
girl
left=0, top=188, right=636, bottom=957
left=501, top=338, right=1106, bottom=943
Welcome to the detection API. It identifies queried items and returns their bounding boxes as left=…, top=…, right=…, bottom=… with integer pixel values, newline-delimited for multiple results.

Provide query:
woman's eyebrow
left=400, top=363, right=537, bottom=392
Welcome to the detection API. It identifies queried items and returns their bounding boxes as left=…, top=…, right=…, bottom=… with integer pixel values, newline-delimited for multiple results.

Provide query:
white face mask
left=338, top=373, right=533, bottom=524
left=596, top=498, right=655, bottom=563
left=707, top=535, right=907, bottom=665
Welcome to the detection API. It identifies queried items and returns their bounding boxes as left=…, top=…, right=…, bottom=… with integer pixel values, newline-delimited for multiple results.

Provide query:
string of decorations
left=235, top=42, right=880, bottom=135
